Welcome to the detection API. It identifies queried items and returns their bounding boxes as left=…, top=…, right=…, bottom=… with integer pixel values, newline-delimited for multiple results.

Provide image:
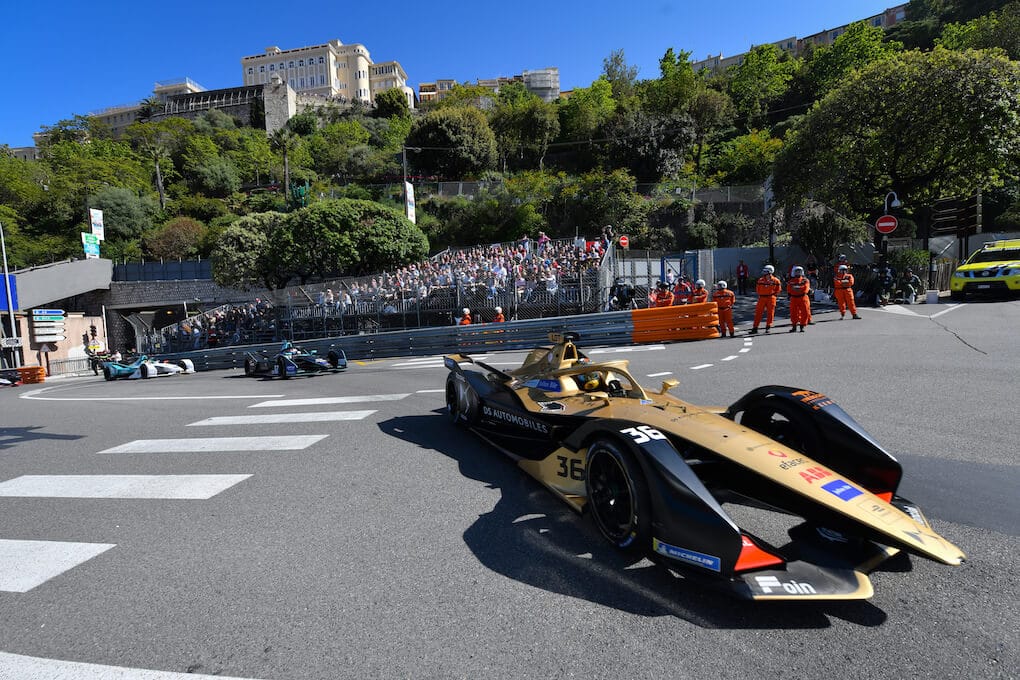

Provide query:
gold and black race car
left=444, top=333, right=964, bottom=601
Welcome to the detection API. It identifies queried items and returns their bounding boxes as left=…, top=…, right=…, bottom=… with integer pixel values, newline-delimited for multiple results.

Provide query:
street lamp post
left=879, top=191, right=902, bottom=261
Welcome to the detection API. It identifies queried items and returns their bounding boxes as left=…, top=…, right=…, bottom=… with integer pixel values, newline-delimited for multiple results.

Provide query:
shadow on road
left=0, top=426, right=83, bottom=451
left=377, top=410, right=888, bottom=630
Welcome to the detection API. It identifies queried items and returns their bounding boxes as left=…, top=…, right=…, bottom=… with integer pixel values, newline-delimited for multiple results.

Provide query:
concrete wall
left=14, top=259, right=113, bottom=310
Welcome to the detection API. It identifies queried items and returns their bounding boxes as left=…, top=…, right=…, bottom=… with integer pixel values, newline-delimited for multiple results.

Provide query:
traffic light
left=89, top=324, right=97, bottom=338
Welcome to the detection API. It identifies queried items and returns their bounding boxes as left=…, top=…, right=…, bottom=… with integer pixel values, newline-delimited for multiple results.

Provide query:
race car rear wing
left=444, top=354, right=513, bottom=382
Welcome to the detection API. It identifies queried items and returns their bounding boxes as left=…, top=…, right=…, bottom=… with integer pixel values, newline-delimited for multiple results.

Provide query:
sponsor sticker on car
left=753, top=575, right=818, bottom=595
left=652, top=538, right=721, bottom=572
left=821, top=479, right=863, bottom=501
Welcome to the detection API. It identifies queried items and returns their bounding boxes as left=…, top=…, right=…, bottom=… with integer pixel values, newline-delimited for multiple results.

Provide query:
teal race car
left=102, top=355, right=195, bottom=380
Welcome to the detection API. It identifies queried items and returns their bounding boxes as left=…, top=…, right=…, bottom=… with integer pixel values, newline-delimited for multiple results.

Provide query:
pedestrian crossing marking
left=188, top=411, right=376, bottom=426
left=0, top=539, right=116, bottom=593
left=0, top=475, right=252, bottom=499
left=249, top=394, right=410, bottom=408
left=0, top=651, right=266, bottom=679
left=97, top=436, right=327, bottom=454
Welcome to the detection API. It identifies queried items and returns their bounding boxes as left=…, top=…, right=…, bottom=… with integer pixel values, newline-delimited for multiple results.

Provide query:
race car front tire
left=585, top=438, right=651, bottom=553
left=277, top=357, right=290, bottom=379
left=103, top=366, right=113, bottom=381
left=140, top=363, right=156, bottom=379
left=244, top=357, right=256, bottom=377
left=327, top=350, right=342, bottom=368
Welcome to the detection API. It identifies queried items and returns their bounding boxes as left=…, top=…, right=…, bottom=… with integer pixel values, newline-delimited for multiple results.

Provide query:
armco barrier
left=151, top=311, right=636, bottom=371
left=631, top=303, right=720, bottom=343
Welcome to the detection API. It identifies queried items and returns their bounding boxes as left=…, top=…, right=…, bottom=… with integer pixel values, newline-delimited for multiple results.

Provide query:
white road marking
left=930, top=304, right=964, bottom=319
left=392, top=361, right=445, bottom=368
left=250, top=394, right=410, bottom=408
left=188, top=412, right=375, bottom=426
left=0, top=539, right=116, bottom=592
left=20, top=387, right=284, bottom=402
left=588, top=345, right=665, bottom=354
left=690, top=364, right=713, bottom=370
left=743, top=341, right=753, bottom=346
left=739, top=348, right=751, bottom=353
left=416, top=389, right=447, bottom=393
left=647, top=372, right=673, bottom=377
left=0, top=651, right=265, bottom=679
left=98, top=436, right=327, bottom=454
left=721, top=355, right=739, bottom=361
left=0, top=474, right=252, bottom=500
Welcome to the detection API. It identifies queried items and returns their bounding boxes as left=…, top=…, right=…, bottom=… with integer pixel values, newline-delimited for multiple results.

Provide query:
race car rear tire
left=178, top=359, right=194, bottom=373
left=327, top=350, right=341, bottom=368
left=740, top=400, right=822, bottom=457
left=140, top=363, right=156, bottom=379
left=244, top=357, right=256, bottom=377
left=585, top=438, right=651, bottom=553
left=103, top=366, right=113, bottom=381
left=277, top=357, right=290, bottom=379
left=446, top=375, right=478, bottom=426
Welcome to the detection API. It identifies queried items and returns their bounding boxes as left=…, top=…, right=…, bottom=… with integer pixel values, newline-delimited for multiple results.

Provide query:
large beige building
left=241, top=40, right=413, bottom=108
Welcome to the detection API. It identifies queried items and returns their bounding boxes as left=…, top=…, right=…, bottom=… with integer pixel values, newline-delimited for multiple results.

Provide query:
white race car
left=102, top=356, right=196, bottom=380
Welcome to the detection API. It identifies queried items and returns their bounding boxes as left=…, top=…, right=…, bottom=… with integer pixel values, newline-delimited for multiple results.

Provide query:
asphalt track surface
left=1, top=298, right=1017, bottom=679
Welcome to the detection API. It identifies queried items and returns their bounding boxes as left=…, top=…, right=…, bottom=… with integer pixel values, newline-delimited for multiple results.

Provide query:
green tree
left=727, top=44, right=798, bottom=127
left=601, top=49, right=640, bottom=102
left=305, top=119, right=371, bottom=179
left=558, top=78, right=616, bottom=140
left=808, top=21, right=902, bottom=97
left=938, top=1, right=1020, bottom=59
left=269, top=127, right=299, bottom=192
left=405, top=107, right=497, bottom=178
left=689, top=88, right=735, bottom=175
left=144, top=216, right=207, bottom=259
left=788, top=204, right=869, bottom=266
left=90, top=185, right=159, bottom=240
left=211, top=212, right=283, bottom=289
left=125, top=119, right=191, bottom=210
left=642, top=48, right=699, bottom=115
left=284, top=199, right=429, bottom=279
left=373, top=88, right=411, bottom=119
left=773, top=47, right=1020, bottom=219
left=708, top=129, right=783, bottom=185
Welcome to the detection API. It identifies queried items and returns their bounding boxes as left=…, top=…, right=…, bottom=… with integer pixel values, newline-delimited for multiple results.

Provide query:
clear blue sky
left=3, top=1, right=897, bottom=148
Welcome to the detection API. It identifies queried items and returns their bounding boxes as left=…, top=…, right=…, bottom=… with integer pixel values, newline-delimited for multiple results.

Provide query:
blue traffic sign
left=32, top=309, right=65, bottom=316
left=0, top=274, right=17, bottom=312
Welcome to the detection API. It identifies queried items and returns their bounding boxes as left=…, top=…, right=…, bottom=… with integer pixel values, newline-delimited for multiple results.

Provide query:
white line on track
left=647, top=372, right=673, bottom=377
left=0, top=651, right=265, bottom=679
left=250, top=394, right=410, bottom=408
left=0, top=539, right=116, bottom=592
left=0, top=474, right=252, bottom=500
left=690, top=364, right=713, bottom=370
left=588, top=345, right=665, bottom=354
left=187, top=411, right=376, bottom=426
left=97, top=436, right=327, bottom=454
left=721, top=355, right=739, bottom=361
left=416, top=389, right=447, bottom=393
left=739, top=348, right=751, bottom=353
left=20, top=387, right=285, bottom=402
left=930, top=304, right=964, bottom=319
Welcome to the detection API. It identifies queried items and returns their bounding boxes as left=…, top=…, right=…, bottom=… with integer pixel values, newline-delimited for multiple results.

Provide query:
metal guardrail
left=151, top=311, right=635, bottom=372
left=46, top=357, right=97, bottom=377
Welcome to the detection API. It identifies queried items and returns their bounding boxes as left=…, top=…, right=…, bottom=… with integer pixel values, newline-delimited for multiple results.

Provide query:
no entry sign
left=876, top=215, right=898, bottom=234
left=619, top=235, right=630, bottom=249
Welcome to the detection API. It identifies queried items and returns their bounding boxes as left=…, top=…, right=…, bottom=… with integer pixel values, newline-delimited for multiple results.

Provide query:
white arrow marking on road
left=0, top=651, right=266, bottom=679
left=188, top=411, right=376, bottom=426
left=0, top=539, right=116, bottom=592
left=250, top=394, right=410, bottom=408
left=97, top=436, right=327, bottom=454
left=0, top=474, right=252, bottom=499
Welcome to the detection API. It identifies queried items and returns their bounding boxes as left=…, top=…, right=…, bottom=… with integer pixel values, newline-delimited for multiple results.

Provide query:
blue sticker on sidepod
left=822, top=479, right=863, bottom=501
left=652, top=538, right=721, bottom=572
left=444, top=357, right=459, bottom=370
left=524, top=378, right=561, bottom=392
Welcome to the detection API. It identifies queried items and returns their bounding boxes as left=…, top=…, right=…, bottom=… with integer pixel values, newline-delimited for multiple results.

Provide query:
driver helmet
left=838, top=264, right=849, bottom=272
left=695, top=279, right=706, bottom=288
left=763, top=265, right=775, bottom=275
left=792, top=266, right=804, bottom=277
left=838, top=254, right=847, bottom=261
left=716, top=280, right=728, bottom=290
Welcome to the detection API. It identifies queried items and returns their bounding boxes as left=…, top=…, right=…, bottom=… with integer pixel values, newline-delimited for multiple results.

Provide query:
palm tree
left=136, top=96, right=162, bottom=123
left=269, top=127, right=298, bottom=192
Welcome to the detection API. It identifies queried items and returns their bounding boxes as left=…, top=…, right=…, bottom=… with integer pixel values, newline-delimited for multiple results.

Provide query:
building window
left=260, top=65, right=265, bottom=72
left=269, top=64, right=275, bottom=71
left=298, top=59, right=304, bottom=66
left=319, top=75, right=325, bottom=85
left=872, top=17, right=882, bottom=26
left=289, top=61, right=295, bottom=68
left=300, top=77, right=306, bottom=87
left=247, top=67, right=254, bottom=74
left=318, top=56, right=324, bottom=63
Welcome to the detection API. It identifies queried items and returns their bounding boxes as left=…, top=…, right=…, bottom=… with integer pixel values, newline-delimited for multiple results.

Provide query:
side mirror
left=659, top=379, right=679, bottom=395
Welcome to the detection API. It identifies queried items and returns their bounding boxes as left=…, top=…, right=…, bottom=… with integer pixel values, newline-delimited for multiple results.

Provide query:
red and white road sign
left=875, top=215, right=898, bottom=234
left=619, top=235, right=630, bottom=249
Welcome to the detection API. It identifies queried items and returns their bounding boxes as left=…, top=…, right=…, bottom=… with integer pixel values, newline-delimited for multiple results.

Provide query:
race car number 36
left=620, top=426, right=667, bottom=443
